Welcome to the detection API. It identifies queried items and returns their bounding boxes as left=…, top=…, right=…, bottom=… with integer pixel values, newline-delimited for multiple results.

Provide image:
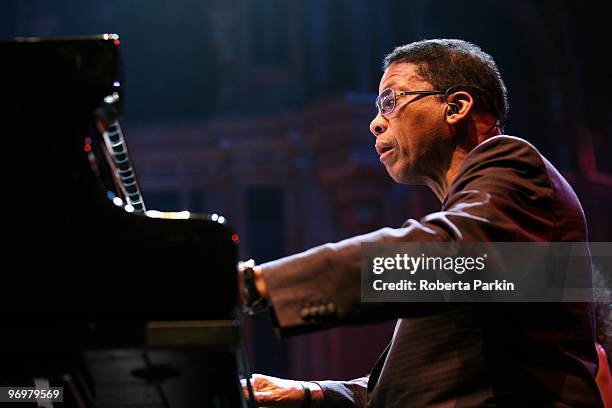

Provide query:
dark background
left=3, top=0, right=610, bottom=382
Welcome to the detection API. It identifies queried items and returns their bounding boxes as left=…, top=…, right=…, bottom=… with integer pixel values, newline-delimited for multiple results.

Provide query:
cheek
left=407, top=111, right=443, bottom=147
left=395, top=120, right=426, bottom=155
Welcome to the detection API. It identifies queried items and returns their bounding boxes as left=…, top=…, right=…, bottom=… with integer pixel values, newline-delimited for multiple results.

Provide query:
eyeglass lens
left=376, top=88, right=395, bottom=115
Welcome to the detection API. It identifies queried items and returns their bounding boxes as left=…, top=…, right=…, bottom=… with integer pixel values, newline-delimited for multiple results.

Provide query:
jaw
left=385, top=154, right=451, bottom=202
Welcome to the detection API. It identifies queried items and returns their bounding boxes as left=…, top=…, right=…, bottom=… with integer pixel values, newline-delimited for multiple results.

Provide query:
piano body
left=1, top=36, right=246, bottom=407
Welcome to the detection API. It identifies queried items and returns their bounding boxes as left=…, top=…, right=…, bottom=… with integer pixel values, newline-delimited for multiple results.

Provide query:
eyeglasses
left=375, top=88, right=445, bottom=116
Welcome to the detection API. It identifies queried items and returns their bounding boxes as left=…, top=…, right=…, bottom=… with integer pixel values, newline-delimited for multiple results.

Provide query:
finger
left=253, top=391, right=275, bottom=405
left=240, top=378, right=253, bottom=391
left=241, top=378, right=255, bottom=400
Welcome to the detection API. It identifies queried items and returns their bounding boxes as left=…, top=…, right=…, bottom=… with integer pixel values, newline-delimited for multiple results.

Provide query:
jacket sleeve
left=261, top=136, right=556, bottom=335
left=313, top=377, right=369, bottom=408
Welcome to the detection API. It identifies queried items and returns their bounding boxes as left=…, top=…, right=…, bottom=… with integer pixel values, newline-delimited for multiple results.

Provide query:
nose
left=370, top=114, right=387, bottom=137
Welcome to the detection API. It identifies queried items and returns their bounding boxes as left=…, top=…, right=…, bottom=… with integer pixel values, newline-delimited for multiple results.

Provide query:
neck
left=428, top=115, right=501, bottom=202
left=426, top=146, right=470, bottom=202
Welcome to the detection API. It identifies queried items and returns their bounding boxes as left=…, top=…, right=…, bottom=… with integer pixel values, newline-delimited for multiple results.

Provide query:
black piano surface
left=1, top=36, right=246, bottom=407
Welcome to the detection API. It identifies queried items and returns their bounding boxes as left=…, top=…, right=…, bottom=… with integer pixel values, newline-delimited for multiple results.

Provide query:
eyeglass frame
left=375, top=85, right=495, bottom=117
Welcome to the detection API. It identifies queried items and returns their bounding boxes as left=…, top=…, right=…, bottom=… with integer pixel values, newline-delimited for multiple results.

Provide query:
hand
left=241, top=373, right=320, bottom=407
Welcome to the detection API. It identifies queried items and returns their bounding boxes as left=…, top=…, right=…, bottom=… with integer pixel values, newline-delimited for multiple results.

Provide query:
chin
left=385, top=163, right=413, bottom=184
left=392, top=170, right=428, bottom=186
left=388, top=173, right=403, bottom=183
left=386, top=169, right=410, bottom=184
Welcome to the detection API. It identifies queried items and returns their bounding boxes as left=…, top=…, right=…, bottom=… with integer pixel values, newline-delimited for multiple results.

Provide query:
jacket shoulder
left=453, top=134, right=551, bottom=194
left=469, top=135, right=544, bottom=162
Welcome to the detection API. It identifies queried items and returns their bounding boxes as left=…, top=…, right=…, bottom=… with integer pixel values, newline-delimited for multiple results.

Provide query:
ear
left=445, top=90, right=474, bottom=126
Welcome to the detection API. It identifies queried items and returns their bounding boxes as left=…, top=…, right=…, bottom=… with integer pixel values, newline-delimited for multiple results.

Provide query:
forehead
left=379, top=62, right=429, bottom=92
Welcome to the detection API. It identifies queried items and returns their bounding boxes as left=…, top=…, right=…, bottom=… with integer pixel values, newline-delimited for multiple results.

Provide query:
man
left=239, top=39, right=604, bottom=407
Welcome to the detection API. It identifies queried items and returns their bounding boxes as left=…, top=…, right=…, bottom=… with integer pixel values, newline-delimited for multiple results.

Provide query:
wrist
left=300, top=382, right=311, bottom=407
left=301, top=381, right=324, bottom=404
left=239, top=260, right=269, bottom=314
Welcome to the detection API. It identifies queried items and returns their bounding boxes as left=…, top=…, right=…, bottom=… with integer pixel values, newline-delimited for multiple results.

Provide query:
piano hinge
left=145, top=320, right=240, bottom=350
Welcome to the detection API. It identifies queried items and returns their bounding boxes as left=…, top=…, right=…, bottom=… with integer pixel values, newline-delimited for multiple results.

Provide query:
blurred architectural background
left=2, top=0, right=610, bottom=382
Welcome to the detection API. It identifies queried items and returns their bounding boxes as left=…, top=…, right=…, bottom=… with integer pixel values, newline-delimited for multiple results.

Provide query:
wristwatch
left=239, top=259, right=269, bottom=314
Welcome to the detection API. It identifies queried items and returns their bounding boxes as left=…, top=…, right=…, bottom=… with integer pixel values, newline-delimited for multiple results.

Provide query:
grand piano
left=1, top=35, right=248, bottom=407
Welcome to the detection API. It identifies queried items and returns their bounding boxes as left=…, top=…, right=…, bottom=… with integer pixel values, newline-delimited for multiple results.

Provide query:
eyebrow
left=379, top=80, right=398, bottom=93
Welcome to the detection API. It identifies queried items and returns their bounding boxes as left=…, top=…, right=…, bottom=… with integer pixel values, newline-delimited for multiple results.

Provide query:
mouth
left=375, top=141, right=395, bottom=159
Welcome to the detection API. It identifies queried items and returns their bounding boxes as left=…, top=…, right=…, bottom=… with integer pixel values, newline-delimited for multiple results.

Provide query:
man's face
left=370, top=62, right=451, bottom=184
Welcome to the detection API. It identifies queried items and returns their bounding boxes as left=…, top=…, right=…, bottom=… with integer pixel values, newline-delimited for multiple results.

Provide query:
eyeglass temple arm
left=396, top=90, right=445, bottom=96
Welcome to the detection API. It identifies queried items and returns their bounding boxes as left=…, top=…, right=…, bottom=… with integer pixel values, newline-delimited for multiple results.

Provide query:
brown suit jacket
left=261, top=136, right=603, bottom=407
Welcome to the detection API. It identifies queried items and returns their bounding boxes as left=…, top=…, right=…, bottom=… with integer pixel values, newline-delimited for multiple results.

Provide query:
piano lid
left=1, top=35, right=239, bottom=345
